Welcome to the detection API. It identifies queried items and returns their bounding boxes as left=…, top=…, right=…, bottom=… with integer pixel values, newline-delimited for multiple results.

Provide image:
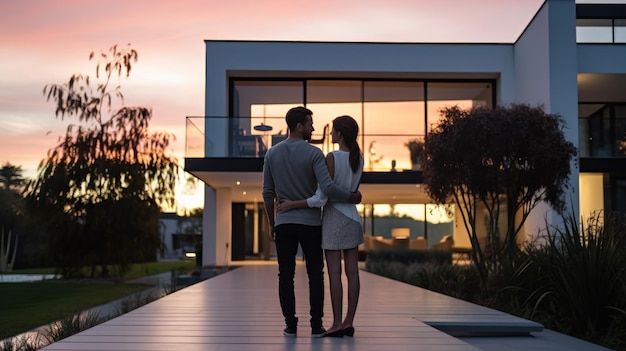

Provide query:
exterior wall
left=202, top=187, right=216, bottom=265
left=205, top=41, right=514, bottom=77
left=578, top=45, right=626, bottom=73
left=205, top=45, right=229, bottom=157
left=514, top=0, right=580, bottom=240
left=215, top=188, right=232, bottom=265
left=514, top=2, right=550, bottom=107
left=202, top=187, right=233, bottom=266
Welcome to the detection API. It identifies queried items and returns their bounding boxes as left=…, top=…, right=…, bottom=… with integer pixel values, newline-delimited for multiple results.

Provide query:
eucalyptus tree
left=421, top=104, right=577, bottom=281
left=26, top=44, right=179, bottom=278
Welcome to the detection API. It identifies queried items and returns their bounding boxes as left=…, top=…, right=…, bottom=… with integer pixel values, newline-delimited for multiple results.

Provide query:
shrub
left=117, top=290, right=162, bottom=315
left=521, top=211, right=626, bottom=349
left=365, top=210, right=626, bottom=350
left=366, top=252, right=480, bottom=301
left=403, top=262, right=481, bottom=300
left=1, top=334, right=41, bottom=351
left=43, top=310, right=105, bottom=343
left=485, top=249, right=552, bottom=321
left=365, top=249, right=452, bottom=268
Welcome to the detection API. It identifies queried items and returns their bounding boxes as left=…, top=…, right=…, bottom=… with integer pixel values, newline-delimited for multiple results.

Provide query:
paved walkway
left=39, top=263, right=611, bottom=351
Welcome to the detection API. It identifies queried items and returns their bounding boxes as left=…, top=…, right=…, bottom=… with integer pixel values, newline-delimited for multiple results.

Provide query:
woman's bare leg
left=342, top=247, right=360, bottom=329
left=325, top=249, right=343, bottom=332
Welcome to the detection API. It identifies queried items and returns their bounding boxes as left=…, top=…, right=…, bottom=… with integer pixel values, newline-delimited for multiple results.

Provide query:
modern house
left=185, top=0, right=626, bottom=267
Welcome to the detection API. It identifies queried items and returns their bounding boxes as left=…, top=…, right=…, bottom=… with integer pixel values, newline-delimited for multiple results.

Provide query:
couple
left=262, top=106, right=364, bottom=338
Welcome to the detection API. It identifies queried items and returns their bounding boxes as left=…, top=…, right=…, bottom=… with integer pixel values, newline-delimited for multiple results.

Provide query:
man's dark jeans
left=275, top=223, right=324, bottom=329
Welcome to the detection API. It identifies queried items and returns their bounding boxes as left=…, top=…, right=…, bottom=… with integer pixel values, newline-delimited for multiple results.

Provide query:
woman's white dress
left=307, top=150, right=364, bottom=250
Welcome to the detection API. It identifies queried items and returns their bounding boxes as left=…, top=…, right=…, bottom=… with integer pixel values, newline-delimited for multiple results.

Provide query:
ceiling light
left=253, top=124, right=273, bottom=132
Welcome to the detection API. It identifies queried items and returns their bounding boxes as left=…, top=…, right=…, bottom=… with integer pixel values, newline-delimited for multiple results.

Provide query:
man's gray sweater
left=262, top=139, right=351, bottom=227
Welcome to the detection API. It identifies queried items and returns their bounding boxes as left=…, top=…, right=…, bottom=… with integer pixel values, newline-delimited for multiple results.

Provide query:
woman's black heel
left=325, top=329, right=344, bottom=337
left=343, top=327, right=355, bottom=337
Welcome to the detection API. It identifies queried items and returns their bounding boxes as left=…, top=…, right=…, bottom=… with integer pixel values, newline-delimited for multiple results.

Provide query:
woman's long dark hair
left=332, top=115, right=361, bottom=173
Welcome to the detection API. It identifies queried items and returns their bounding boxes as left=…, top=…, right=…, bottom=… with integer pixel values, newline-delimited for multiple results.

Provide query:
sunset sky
left=0, top=0, right=618, bottom=211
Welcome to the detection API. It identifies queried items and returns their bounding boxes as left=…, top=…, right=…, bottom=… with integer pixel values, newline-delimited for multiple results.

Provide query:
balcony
left=185, top=116, right=425, bottom=173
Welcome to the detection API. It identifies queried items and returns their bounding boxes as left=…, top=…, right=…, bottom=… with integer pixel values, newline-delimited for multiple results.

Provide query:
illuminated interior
left=228, top=79, right=492, bottom=258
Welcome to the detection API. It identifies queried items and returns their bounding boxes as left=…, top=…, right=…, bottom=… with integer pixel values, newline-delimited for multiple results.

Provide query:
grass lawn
left=0, top=261, right=197, bottom=340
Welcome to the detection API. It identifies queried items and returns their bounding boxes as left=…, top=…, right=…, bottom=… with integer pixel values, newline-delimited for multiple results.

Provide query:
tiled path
left=39, top=263, right=609, bottom=351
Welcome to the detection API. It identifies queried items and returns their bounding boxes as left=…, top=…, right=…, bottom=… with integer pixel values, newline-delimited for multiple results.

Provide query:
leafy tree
left=1, top=163, right=24, bottom=271
left=25, top=44, right=178, bottom=278
left=421, top=104, right=577, bottom=281
left=0, top=162, right=25, bottom=191
left=1, top=186, right=19, bottom=272
left=0, top=164, right=48, bottom=270
left=0, top=164, right=25, bottom=225
left=0, top=227, right=18, bottom=272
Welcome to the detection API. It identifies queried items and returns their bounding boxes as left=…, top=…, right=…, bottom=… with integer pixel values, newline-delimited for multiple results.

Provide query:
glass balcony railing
left=185, top=116, right=425, bottom=172
left=576, top=19, right=626, bottom=43
left=185, top=116, right=206, bottom=158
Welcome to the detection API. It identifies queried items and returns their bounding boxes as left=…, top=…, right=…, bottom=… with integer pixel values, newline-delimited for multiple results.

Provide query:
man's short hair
left=286, top=106, right=312, bottom=132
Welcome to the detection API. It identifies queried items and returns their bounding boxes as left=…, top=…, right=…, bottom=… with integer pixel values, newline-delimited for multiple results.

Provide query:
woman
left=277, top=115, right=364, bottom=337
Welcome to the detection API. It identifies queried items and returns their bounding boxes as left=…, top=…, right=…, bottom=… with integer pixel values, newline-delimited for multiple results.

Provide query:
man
left=262, top=106, right=360, bottom=337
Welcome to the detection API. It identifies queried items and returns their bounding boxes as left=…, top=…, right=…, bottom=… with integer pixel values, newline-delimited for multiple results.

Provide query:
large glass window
left=589, top=105, right=611, bottom=157
left=230, top=78, right=494, bottom=256
left=359, top=203, right=454, bottom=247
left=363, top=82, right=424, bottom=171
left=577, top=19, right=613, bottom=43
left=610, top=176, right=626, bottom=213
left=426, top=82, right=493, bottom=133
left=581, top=103, right=626, bottom=157
left=231, top=80, right=303, bottom=157
left=306, top=80, right=363, bottom=154
left=615, top=19, right=626, bottom=43
left=579, top=104, right=605, bottom=157
left=576, top=18, right=626, bottom=43
left=231, top=79, right=494, bottom=160
left=614, top=105, right=626, bottom=157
